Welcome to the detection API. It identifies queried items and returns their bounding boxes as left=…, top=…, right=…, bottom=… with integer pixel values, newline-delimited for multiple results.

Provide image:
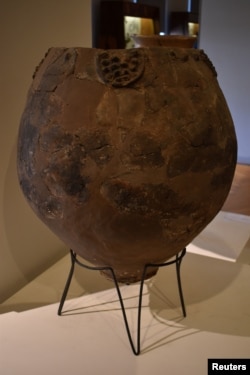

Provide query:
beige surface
left=223, top=163, right=250, bottom=216
left=1, top=248, right=250, bottom=375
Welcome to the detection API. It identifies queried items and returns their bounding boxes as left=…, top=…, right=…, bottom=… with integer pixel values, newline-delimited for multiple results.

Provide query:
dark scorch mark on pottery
left=84, top=131, right=114, bottom=166
left=129, top=133, right=165, bottom=167
left=101, top=181, right=178, bottom=217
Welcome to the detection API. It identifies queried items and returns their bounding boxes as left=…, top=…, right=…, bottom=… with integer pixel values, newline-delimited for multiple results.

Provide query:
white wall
left=0, top=0, right=92, bottom=303
left=199, top=0, right=250, bottom=164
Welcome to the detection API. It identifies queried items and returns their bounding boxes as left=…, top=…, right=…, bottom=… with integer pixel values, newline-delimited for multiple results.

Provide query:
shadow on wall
left=148, top=252, right=250, bottom=340
left=2, top=141, right=67, bottom=302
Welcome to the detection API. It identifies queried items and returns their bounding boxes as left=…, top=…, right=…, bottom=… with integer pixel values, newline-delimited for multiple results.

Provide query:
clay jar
left=17, top=45, right=237, bottom=283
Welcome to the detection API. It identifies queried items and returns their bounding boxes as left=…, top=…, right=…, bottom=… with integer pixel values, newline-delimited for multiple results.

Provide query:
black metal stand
left=58, top=248, right=187, bottom=356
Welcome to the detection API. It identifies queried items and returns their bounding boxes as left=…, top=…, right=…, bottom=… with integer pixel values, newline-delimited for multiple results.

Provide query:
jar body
left=17, top=47, right=237, bottom=283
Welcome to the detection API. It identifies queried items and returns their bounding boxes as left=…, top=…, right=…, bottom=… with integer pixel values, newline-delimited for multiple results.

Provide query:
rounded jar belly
left=17, top=46, right=237, bottom=283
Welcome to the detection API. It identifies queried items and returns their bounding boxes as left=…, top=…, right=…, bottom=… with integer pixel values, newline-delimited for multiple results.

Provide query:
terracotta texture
left=17, top=47, right=237, bottom=283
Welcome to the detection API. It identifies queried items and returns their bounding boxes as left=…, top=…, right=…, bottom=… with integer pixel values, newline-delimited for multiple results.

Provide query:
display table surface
left=1, top=211, right=250, bottom=375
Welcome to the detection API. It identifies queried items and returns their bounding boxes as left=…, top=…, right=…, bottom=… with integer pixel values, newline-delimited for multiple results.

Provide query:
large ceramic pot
left=17, top=45, right=237, bottom=283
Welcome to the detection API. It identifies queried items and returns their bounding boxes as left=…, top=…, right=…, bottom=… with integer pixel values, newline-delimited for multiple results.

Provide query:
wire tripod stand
left=58, top=248, right=187, bottom=356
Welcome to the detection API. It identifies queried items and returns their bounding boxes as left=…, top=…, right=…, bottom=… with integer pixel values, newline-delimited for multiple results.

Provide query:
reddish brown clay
left=17, top=47, right=237, bottom=283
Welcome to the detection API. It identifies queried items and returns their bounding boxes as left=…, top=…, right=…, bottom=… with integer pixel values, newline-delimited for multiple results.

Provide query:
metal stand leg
left=58, top=248, right=187, bottom=355
left=175, top=248, right=187, bottom=317
left=58, top=250, right=76, bottom=316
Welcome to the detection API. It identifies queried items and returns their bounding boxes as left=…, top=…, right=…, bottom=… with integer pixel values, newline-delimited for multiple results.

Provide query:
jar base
left=100, top=267, right=158, bottom=284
